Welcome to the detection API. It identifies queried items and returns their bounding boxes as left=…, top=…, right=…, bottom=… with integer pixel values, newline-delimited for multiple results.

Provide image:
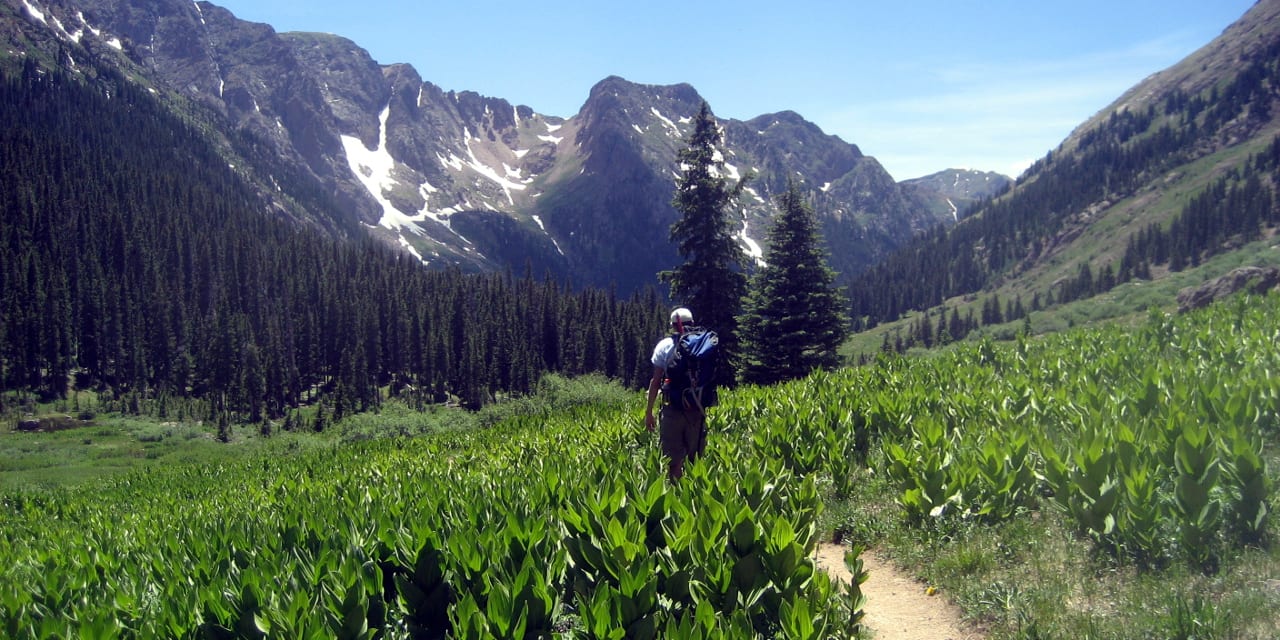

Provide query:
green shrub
left=476, top=373, right=633, bottom=428
left=338, top=401, right=476, bottom=442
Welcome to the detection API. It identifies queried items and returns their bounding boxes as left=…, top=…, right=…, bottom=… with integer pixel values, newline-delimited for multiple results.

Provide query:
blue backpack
left=664, top=328, right=719, bottom=413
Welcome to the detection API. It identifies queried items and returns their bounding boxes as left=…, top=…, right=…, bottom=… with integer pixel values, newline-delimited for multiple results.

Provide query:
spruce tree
left=738, top=182, right=850, bottom=385
left=662, top=101, right=748, bottom=377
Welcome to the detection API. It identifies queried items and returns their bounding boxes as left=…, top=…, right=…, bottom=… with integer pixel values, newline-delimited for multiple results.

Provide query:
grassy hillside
left=842, top=227, right=1280, bottom=362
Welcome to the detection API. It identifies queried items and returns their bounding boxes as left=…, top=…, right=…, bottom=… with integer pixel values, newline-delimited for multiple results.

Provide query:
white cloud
left=819, top=36, right=1205, bottom=180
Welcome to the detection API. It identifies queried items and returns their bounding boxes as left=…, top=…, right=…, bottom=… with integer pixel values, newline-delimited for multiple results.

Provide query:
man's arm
left=644, top=366, right=663, bottom=431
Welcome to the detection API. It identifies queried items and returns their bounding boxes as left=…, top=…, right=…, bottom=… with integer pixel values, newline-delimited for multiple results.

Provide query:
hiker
left=645, top=307, right=708, bottom=481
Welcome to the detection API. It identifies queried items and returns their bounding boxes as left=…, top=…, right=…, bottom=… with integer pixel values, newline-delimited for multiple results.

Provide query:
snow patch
left=65, top=10, right=123, bottom=51
left=22, top=0, right=45, bottom=24
left=77, top=12, right=99, bottom=35
left=460, top=128, right=527, bottom=206
left=51, top=15, right=69, bottom=38
left=650, top=107, right=681, bottom=137
left=739, top=216, right=765, bottom=265
left=723, top=162, right=742, bottom=182
left=947, top=198, right=958, bottom=222
left=341, top=106, right=398, bottom=221
left=532, top=215, right=565, bottom=256
left=538, top=134, right=563, bottom=144
left=821, top=182, right=832, bottom=192
left=438, top=151, right=465, bottom=172
left=33, top=1, right=79, bottom=47
left=398, top=235, right=425, bottom=262
left=341, top=103, right=468, bottom=250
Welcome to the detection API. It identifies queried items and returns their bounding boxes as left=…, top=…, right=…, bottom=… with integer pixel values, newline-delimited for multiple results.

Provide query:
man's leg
left=660, top=405, right=694, bottom=480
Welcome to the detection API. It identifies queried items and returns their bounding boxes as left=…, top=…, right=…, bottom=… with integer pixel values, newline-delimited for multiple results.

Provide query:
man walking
left=645, top=307, right=707, bottom=481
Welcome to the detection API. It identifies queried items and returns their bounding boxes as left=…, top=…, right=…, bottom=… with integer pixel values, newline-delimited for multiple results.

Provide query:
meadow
left=1, top=294, right=1277, bottom=638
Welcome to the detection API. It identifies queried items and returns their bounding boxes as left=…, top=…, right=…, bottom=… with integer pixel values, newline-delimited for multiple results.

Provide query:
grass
left=0, top=385, right=331, bottom=490
left=818, top=443, right=1280, bottom=640
left=834, top=505, right=1280, bottom=639
left=0, top=413, right=330, bottom=491
left=0, top=372, right=634, bottom=491
left=3, top=328, right=1277, bottom=638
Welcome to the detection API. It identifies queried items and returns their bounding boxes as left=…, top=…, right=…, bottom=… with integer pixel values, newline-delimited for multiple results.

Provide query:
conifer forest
left=0, top=61, right=668, bottom=420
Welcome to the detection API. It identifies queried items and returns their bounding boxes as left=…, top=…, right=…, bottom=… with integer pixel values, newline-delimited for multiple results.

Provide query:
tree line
left=1049, top=134, right=1280, bottom=310
left=872, top=128, right=1280, bottom=356
left=0, top=59, right=668, bottom=422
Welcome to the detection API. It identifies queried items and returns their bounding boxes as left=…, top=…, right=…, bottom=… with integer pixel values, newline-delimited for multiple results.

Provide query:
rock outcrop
left=1176, top=266, right=1280, bottom=312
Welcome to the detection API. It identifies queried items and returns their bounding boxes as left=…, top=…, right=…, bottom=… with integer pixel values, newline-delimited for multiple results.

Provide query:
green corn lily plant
left=1173, top=421, right=1224, bottom=567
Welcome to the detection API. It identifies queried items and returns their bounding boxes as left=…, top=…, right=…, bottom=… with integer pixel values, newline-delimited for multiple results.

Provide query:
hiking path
left=814, top=542, right=984, bottom=640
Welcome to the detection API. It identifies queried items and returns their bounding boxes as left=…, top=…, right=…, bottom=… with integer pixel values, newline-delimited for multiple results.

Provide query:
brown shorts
left=659, top=405, right=706, bottom=462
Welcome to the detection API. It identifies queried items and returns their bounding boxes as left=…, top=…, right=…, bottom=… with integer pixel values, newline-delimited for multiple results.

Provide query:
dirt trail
left=815, top=543, right=983, bottom=640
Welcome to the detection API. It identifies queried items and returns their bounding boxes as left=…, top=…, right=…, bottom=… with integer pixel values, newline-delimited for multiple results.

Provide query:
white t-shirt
left=651, top=336, right=677, bottom=371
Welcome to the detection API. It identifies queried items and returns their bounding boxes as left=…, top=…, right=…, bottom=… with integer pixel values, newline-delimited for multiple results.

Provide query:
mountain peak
left=582, top=75, right=705, bottom=118
left=900, top=169, right=1013, bottom=221
left=4, top=0, right=964, bottom=295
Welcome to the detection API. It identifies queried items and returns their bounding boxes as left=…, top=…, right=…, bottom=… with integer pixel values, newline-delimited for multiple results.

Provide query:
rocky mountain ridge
left=901, top=169, right=1013, bottom=222
left=1, top=0, right=978, bottom=294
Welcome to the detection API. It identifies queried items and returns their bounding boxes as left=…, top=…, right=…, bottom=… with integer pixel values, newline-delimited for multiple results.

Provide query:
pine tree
left=935, top=308, right=951, bottom=346
left=662, top=101, right=749, bottom=380
left=737, top=182, right=850, bottom=385
left=948, top=307, right=966, bottom=342
left=312, top=400, right=328, bottom=433
left=216, top=410, right=231, bottom=443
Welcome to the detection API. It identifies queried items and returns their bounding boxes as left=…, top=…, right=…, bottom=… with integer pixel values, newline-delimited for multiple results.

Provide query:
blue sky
left=208, top=0, right=1256, bottom=181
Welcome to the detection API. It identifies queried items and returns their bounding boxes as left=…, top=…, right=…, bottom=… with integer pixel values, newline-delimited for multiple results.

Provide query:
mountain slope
left=0, top=54, right=670, bottom=407
left=2, top=0, right=959, bottom=294
left=844, top=0, right=1280, bottom=340
left=901, top=169, right=1013, bottom=223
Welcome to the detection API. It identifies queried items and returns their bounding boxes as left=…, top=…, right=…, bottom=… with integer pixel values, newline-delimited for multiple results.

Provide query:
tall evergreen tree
left=737, top=182, right=849, bottom=385
left=662, top=101, right=748, bottom=378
